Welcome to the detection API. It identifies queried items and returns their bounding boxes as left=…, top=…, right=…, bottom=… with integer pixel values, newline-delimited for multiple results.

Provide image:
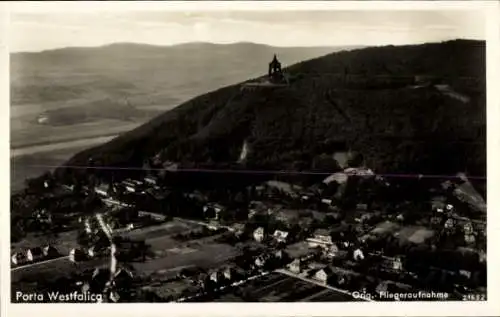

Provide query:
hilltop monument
left=268, top=54, right=285, bottom=83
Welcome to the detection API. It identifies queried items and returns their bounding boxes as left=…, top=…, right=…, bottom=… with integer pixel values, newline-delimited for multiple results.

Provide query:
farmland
left=11, top=218, right=239, bottom=294
left=190, top=272, right=359, bottom=302
left=396, top=226, right=435, bottom=244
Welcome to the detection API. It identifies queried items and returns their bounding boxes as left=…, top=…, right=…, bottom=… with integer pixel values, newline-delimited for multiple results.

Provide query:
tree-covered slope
left=56, top=39, right=486, bottom=181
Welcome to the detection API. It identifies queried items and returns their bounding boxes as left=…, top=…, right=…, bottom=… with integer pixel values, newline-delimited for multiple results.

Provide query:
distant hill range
left=55, top=39, right=485, bottom=184
left=11, top=42, right=355, bottom=124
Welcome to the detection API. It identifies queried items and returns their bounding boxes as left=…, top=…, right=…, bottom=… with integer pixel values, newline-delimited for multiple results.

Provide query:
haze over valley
left=11, top=42, right=347, bottom=190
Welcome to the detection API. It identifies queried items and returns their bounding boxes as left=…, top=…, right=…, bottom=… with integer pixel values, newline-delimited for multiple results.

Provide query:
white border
left=5, top=1, right=498, bottom=12
left=2, top=1, right=500, bottom=317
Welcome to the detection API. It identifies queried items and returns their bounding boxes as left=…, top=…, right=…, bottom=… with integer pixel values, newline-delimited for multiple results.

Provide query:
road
left=11, top=255, right=70, bottom=272
left=11, top=221, right=235, bottom=285
left=275, top=268, right=373, bottom=302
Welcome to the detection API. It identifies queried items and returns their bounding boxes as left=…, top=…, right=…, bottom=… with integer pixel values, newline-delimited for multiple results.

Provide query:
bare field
left=123, top=220, right=201, bottom=241
left=193, top=272, right=358, bottom=302
left=135, top=243, right=240, bottom=275
left=11, top=219, right=226, bottom=286
left=396, top=226, right=435, bottom=244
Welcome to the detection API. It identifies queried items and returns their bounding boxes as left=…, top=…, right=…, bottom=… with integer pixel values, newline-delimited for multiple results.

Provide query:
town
left=11, top=149, right=487, bottom=302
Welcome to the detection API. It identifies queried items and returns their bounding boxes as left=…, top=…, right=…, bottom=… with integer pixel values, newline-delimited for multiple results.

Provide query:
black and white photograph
left=4, top=1, right=499, bottom=313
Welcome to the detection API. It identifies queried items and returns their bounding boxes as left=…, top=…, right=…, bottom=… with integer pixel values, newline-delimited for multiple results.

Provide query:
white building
left=321, top=198, right=333, bottom=206
left=353, top=248, right=365, bottom=261
left=307, top=229, right=333, bottom=248
left=69, top=248, right=86, bottom=263
left=11, top=252, right=27, bottom=265
left=273, top=230, right=289, bottom=244
left=314, top=267, right=333, bottom=284
left=94, top=184, right=110, bottom=197
left=253, top=227, right=265, bottom=242
left=26, top=247, right=44, bottom=262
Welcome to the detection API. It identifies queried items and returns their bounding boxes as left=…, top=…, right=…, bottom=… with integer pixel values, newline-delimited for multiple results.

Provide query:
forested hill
left=56, top=39, right=486, bottom=182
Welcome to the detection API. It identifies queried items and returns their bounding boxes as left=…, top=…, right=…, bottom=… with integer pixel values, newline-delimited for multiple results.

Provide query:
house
left=359, top=213, right=373, bottom=223
left=375, top=281, right=390, bottom=294
left=210, top=270, right=224, bottom=284
left=203, top=203, right=224, bottom=220
left=130, top=179, right=144, bottom=186
left=288, top=259, right=304, bottom=274
left=479, top=251, right=486, bottom=263
left=431, top=196, right=446, bottom=212
left=222, top=266, right=235, bottom=281
left=122, top=180, right=137, bottom=193
left=459, top=270, right=472, bottom=279
left=144, top=176, right=158, bottom=186
left=307, top=229, right=333, bottom=248
left=253, top=227, right=265, bottom=242
left=464, top=233, right=476, bottom=245
left=34, top=209, right=52, bottom=224
left=114, top=268, right=135, bottom=289
left=314, top=267, right=334, bottom=284
left=321, top=198, right=333, bottom=206
left=274, top=249, right=284, bottom=259
left=392, top=256, right=404, bottom=271
left=430, top=216, right=443, bottom=226
left=381, top=255, right=404, bottom=271
left=474, top=221, right=486, bottom=232
left=87, top=246, right=97, bottom=258
left=356, top=203, right=368, bottom=211
left=444, top=218, right=456, bottom=230
left=42, top=245, right=59, bottom=258
left=255, top=185, right=266, bottom=194
left=325, top=244, right=340, bottom=259
left=87, top=245, right=107, bottom=258
left=11, top=252, right=27, bottom=265
left=273, top=230, right=289, bottom=244
left=208, top=220, right=220, bottom=231
left=463, top=221, right=474, bottom=235
left=108, top=291, right=121, bottom=303
left=230, top=223, right=246, bottom=237
left=254, top=255, right=267, bottom=268
left=84, top=218, right=93, bottom=234
left=26, top=247, right=44, bottom=262
left=94, top=184, right=110, bottom=197
left=353, top=248, right=365, bottom=261
left=69, top=248, right=87, bottom=262
left=248, top=209, right=258, bottom=219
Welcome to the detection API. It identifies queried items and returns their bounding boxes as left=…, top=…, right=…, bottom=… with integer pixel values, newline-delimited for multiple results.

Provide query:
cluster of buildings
left=11, top=245, right=59, bottom=266
left=13, top=150, right=486, bottom=302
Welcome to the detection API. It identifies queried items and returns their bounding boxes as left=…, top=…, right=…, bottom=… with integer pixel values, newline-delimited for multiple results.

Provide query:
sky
left=9, top=9, right=486, bottom=52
